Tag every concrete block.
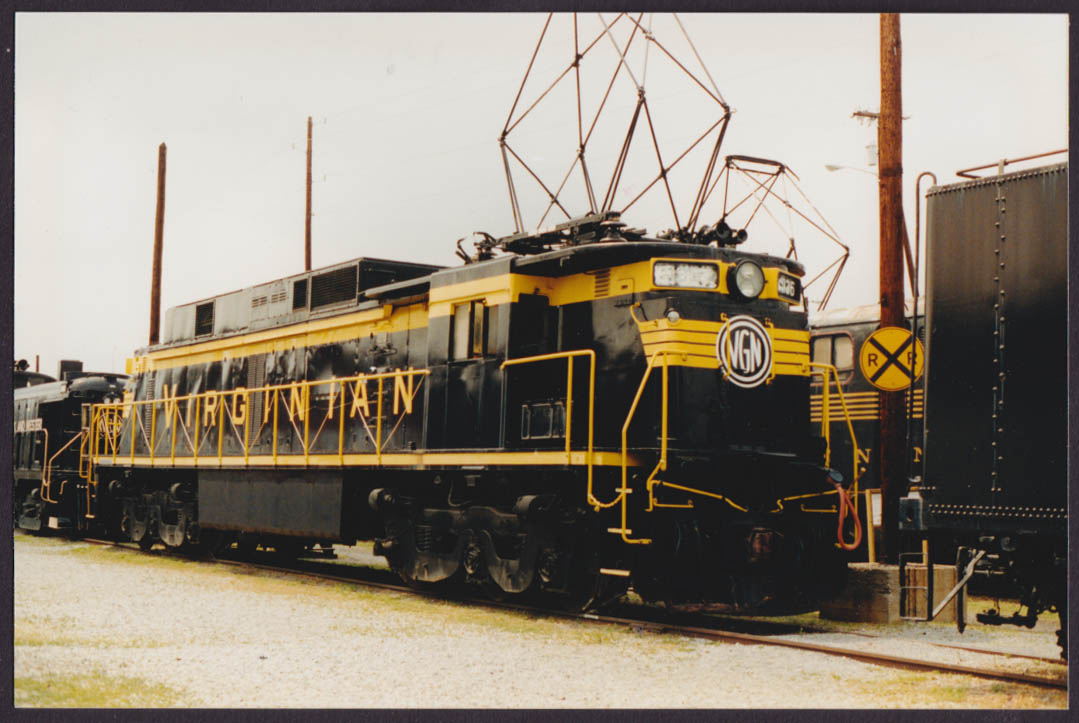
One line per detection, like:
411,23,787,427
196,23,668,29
819,562,959,624
819,562,900,623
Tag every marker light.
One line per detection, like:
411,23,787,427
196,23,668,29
730,261,765,299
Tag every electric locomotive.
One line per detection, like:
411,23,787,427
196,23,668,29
80,213,857,612
13,360,127,532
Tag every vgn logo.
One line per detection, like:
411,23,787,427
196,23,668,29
716,315,773,388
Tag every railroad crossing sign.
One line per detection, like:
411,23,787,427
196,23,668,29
859,326,924,391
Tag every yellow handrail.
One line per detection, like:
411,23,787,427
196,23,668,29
37,429,53,502
501,349,596,503
615,350,672,544
42,429,84,504
83,368,431,471
805,361,862,513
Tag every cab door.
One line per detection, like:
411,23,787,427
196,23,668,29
444,299,502,449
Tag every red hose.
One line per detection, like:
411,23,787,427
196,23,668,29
831,479,863,551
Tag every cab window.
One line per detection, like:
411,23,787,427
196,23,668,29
450,300,491,360
811,332,854,382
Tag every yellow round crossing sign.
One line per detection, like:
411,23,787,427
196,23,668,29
859,326,924,391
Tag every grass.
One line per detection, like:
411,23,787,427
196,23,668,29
15,673,189,708
848,671,1066,709
12,531,82,547
14,615,173,650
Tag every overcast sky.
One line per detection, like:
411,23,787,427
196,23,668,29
14,12,1068,376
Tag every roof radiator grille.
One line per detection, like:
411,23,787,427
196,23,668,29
310,265,358,309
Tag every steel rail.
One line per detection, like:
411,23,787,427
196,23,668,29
54,534,1066,691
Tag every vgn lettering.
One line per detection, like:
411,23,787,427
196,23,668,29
732,328,765,372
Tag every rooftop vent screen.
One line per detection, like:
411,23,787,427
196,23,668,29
292,279,308,311
311,265,358,309
195,302,215,337
360,265,399,291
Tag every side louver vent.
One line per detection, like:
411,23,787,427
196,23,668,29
311,265,358,309
594,269,611,298
246,354,266,445
292,279,308,311
194,302,215,337
139,371,156,439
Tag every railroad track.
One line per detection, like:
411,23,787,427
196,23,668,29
70,535,1066,691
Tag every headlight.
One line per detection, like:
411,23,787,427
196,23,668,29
730,261,765,299
653,261,719,289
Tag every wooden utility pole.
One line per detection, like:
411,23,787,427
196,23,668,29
305,116,313,271
878,13,904,563
149,142,167,345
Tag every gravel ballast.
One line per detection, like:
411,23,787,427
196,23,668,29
13,534,1066,709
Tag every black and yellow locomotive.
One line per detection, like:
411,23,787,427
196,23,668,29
78,213,857,612
13,361,127,532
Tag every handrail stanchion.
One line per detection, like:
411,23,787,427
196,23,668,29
130,401,137,465
338,382,346,465
218,393,225,464
111,407,119,465
39,429,54,502
243,390,251,465
196,396,204,463
303,382,311,465
565,356,573,461
376,377,384,465
272,388,280,465
150,401,157,465
170,398,178,465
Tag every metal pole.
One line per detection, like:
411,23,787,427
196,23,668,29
149,142,167,345
878,13,904,563
305,116,313,272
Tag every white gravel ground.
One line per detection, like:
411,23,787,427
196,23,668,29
13,535,1067,709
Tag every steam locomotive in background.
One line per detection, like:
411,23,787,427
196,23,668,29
33,211,861,613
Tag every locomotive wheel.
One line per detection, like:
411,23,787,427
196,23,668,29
15,488,45,533
189,529,231,559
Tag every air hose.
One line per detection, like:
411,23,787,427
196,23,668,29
831,478,863,551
